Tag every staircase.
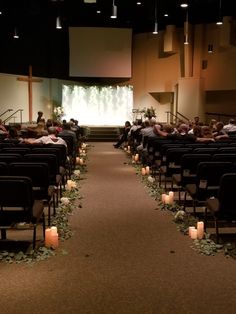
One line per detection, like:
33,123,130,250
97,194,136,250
87,126,121,142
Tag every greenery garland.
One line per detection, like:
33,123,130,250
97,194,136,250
125,149,236,259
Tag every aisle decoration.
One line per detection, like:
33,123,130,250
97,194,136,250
0,145,89,264
125,150,236,259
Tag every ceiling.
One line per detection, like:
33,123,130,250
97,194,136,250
0,0,235,79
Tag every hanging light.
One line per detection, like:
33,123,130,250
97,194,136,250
180,1,188,8
56,16,62,29
152,0,158,34
216,0,223,25
13,27,19,39
184,9,189,44
208,44,213,53
111,0,117,19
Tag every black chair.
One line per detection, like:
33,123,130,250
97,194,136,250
9,162,55,225
159,147,192,188
24,153,62,205
184,161,235,215
212,153,236,163
205,173,236,243
2,147,31,155
0,153,22,163
193,147,219,155
0,176,45,248
172,153,212,201
0,162,8,175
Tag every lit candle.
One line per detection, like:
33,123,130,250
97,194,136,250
127,145,131,152
141,167,146,175
190,228,198,240
188,226,195,238
51,233,59,248
76,157,80,164
51,226,57,236
134,154,139,162
161,193,166,203
145,166,150,175
124,147,127,151
165,195,170,204
45,228,52,248
168,191,174,205
67,179,73,190
197,221,204,239
80,158,84,165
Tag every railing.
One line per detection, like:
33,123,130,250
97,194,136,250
166,111,190,124
3,109,23,124
0,109,13,119
205,112,236,123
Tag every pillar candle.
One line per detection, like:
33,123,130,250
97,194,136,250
190,228,198,240
188,226,195,237
76,157,80,164
134,154,139,162
80,158,84,165
51,226,57,236
127,146,130,152
165,195,170,204
197,221,204,239
161,193,166,203
51,233,59,248
141,167,146,175
45,228,52,248
67,180,73,190
168,191,174,205
145,166,150,175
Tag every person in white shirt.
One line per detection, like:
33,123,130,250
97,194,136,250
24,126,67,147
223,118,236,133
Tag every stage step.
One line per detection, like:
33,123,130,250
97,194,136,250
87,126,122,142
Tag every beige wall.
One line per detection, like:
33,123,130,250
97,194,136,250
1,19,236,125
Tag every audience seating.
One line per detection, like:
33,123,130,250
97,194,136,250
9,162,55,225
0,176,45,248
184,161,235,215
205,173,236,243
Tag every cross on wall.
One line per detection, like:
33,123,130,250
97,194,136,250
17,65,43,122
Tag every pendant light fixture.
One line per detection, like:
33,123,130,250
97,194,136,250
184,9,189,44
152,0,158,34
216,0,223,25
111,0,117,19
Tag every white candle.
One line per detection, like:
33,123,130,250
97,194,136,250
161,193,166,203
188,226,195,237
51,226,57,236
145,166,150,175
141,167,146,175
127,145,131,152
165,195,170,204
76,157,80,164
190,228,198,240
80,158,84,165
67,179,73,190
45,228,52,248
168,191,174,205
124,147,127,151
134,154,139,162
197,221,204,239
51,233,59,248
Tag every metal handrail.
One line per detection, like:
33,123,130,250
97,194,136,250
176,111,190,122
0,109,13,118
3,109,23,124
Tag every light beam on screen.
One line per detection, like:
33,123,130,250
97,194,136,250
62,85,133,126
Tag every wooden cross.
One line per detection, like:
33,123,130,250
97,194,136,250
17,65,43,122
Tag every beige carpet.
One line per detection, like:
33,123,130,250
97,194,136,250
1,142,236,314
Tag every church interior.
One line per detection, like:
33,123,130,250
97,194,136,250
1,1,236,313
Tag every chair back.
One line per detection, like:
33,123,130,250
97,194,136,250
218,173,236,215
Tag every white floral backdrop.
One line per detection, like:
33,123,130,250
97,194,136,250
62,84,133,126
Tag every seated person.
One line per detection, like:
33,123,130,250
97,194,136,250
113,121,131,148
24,126,67,147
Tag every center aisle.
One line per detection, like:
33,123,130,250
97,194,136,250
70,142,236,313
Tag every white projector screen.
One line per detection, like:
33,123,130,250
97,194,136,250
69,27,132,78
62,84,133,126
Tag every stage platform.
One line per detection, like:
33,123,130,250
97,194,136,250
86,126,122,142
